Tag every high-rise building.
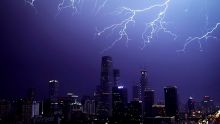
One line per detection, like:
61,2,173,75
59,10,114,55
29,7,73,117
95,85,101,115
144,89,154,117
187,96,195,117
115,86,128,104
201,96,215,115
113,69,120,87
0,100,11,121
164,86,179,117
127,101,142,123
21,100,40,124
138,70,148,102
137,70,148,118
27,88,35,101
32,101,40,117
132,85,140,101
112,86,128,122
58,93,82,121
98,56,114,118
81,96,96,115
48,80,59,115
81,96,91,114
49,80,59,102
100,56,113,91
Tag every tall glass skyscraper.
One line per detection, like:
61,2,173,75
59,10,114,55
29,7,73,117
144,89,154,117
48,80,59,115
49,80,59,102
113,69,120,87
98,56,114,118
164,86,179,117
138,70,148,102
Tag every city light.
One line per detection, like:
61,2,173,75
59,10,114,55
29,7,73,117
118,86,124,89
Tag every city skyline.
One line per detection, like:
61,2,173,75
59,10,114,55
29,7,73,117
0,55,220,123
1,0,220,123
0,55,219,106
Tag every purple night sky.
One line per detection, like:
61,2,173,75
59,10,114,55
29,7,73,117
1,0,220,104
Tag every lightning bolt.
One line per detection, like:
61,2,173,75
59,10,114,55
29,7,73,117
177,0,220,52
56,0,82,17
24,0,38,13
24,0,220,53
94,0,108,15
96,0,177,53
177,22,220,52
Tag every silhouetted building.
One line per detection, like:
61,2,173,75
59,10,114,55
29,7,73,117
112,86,128,122
48,80,59,116
0,99,11,122
201,96,215,115
187,96,195,117
164,86,179,117
58,93,82,122
144,89,154,117
27,88,35,101
113,69,120,87
97,56,114,118
137,70,149,118
127,101,142,123
81,96,96,115
133,85,140,101
49,80,59,102
94,85,101,116
20,100,40,124
138,70,148,101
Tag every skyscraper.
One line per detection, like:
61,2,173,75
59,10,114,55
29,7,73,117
112,86,128,122
132,85,140,101
137,70,148,119
187,96,195,117
98,56,114,117
113,69,120,87
49,80,59,102
138,70,148,102
201,96,215,115
164,86,178,117
48,80,59,115
101,56,113,92
81,96,96,115
144,89,154,117
27,88,35,101
127,101,142,123
95,85,102,115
